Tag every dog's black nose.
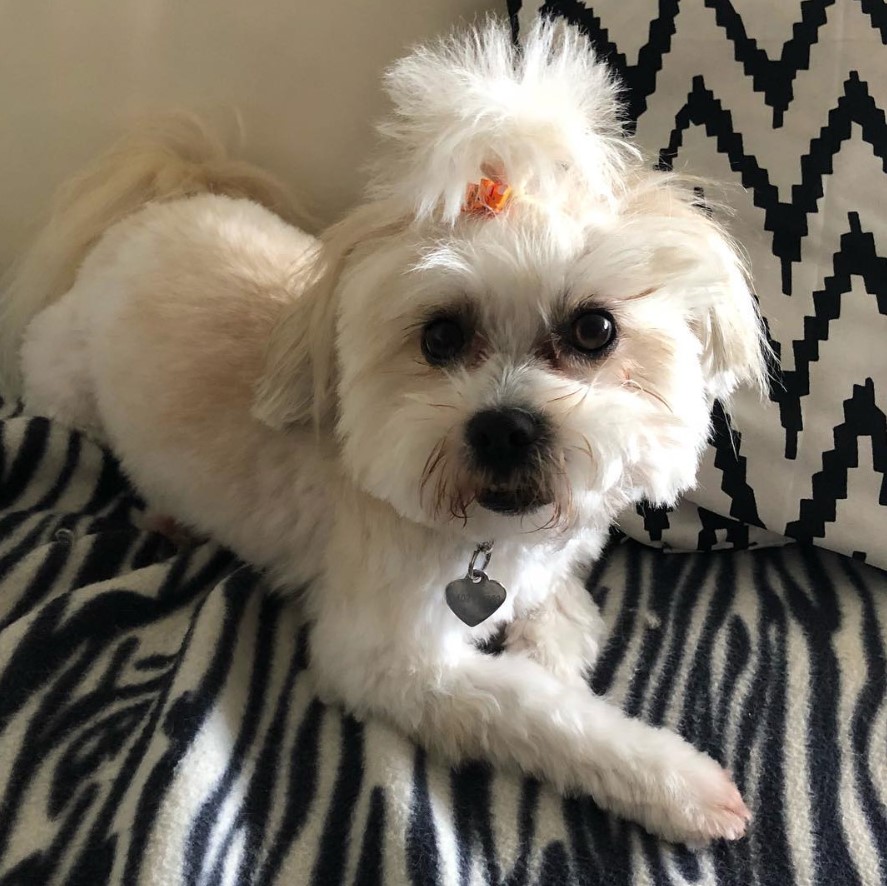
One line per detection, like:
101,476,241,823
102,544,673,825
466,408,544,474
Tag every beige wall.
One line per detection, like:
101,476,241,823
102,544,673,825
0,0,497,271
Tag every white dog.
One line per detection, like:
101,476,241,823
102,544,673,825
0,21,765,844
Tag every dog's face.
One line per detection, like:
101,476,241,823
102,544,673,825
253,20,766,540
328,201,751,539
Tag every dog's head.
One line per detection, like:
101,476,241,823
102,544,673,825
253,20,767,539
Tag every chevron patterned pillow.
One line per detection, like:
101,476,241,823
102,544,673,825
514,1,887,567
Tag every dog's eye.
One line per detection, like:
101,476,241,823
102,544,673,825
422,317,467,365
568,310,616,355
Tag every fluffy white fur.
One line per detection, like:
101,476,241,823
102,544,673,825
1,20,767,844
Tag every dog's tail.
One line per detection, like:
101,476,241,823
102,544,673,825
0,114,303,393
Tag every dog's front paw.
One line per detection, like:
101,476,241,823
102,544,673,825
633,747,751,846
684,760,750,844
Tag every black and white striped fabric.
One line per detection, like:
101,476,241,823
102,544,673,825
2,394,886,886
513,0,887,567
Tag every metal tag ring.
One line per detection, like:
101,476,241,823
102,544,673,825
467,542,493,582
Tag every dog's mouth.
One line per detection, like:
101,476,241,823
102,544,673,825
476,485,549,515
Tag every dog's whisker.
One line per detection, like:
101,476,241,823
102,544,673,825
420,437,449,509
420,437,444,486
622,379,673,413
430,456,451,518
424,447,446,487
548,386,585,405
621,286,657,302
448,486,473,526
562,385,591,418
403,392,459,410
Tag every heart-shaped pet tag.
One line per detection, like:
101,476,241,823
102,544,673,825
445,575,507,626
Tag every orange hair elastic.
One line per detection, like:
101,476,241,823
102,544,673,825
462,177,512,216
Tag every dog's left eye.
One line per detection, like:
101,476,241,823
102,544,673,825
568,310,616,355
422,317,467,365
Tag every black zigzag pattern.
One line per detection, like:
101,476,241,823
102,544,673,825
860,0,887,42
541,0,840,126
635,499,671,543
528,0,887,566
659,71,887,293
705,0,834,127
780,212,887,458
786,377,887,541
709,400,763,527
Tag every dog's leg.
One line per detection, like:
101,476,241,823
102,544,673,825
20,295,105,440
309,608,749,845
505,574,603,687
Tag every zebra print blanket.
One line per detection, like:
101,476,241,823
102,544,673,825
0,393,885,886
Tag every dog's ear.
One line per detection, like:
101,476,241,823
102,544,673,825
251,242,338,428
673,198,769,404
251,215,356,430
631,180,770,405
691,232,769,404
252,205,405,429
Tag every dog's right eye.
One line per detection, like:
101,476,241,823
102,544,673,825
421,317,467,365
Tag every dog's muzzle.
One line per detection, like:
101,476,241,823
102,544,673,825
465,408,551,514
